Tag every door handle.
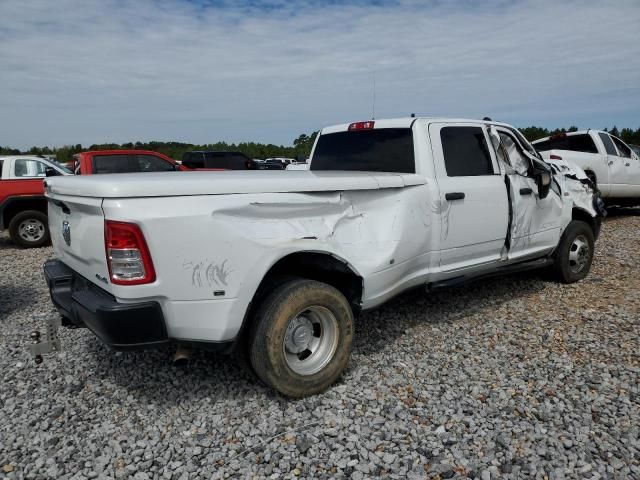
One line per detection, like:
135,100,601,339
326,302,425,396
519,187,533,195
445,192,465,201
608,161,614,166
625,162,631,166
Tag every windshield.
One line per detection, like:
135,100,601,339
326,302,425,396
311,128,415,173
49,159,72,174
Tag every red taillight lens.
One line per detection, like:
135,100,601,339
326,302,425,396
549,154,563,160
348,121,375,131
105,220,156,285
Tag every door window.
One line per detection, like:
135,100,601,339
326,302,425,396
499,132,530,175
598,133,618,155
14,159,48,177
92,155,131,173
610,136,632,158
132,154,175,172
440,126,494,176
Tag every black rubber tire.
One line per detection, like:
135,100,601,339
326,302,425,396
249,279,354,398
8,210,50,248
552,220,595,284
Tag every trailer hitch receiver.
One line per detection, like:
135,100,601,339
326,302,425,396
28,315,62,364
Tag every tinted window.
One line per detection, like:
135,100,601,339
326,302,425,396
598,133,617,155
535,134,597,153
610,136,631,158
14,159,48,177
182,152,205,168
441,127,494,176
93,155,130,174
132,154,175,172
204,152,252,170
311,129,415,173
533,139,554,151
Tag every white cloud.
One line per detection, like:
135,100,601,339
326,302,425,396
0,0,639,149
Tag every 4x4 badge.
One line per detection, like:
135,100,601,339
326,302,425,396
62,221,71,246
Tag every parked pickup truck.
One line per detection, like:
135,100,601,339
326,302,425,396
0,150,184,248
73,149,184,174
533,130,640,206
38,118,603,397
0,156,71,247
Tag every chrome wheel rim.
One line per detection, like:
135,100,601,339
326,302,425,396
283,306,339,376
18,219,46,242
568,234,590,274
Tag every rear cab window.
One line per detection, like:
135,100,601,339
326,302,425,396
311,128,415,173
535,134,598,154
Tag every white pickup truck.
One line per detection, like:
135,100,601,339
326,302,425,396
533,130,640,206
38,118,603,397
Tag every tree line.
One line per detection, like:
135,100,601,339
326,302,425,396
2,126,639,162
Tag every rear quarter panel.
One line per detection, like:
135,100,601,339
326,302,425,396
102,185,435,340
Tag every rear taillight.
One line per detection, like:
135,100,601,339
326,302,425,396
348,121,375,131
549,154,563,160
105,220,156,285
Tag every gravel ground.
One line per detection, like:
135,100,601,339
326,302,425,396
1,212,638,480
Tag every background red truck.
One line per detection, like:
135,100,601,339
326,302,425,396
1,151,184,248
72,150,184,174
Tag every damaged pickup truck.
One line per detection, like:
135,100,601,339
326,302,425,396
36,117,604,397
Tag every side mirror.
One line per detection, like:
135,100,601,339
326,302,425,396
536,171,552,199
45,167,59,177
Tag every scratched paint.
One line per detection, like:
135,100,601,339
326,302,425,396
184,259,232,288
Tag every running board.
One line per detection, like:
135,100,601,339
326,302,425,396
427,257,552,291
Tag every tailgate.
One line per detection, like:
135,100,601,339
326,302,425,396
47,193,112,292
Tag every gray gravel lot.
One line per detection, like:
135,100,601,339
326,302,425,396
1,212,639,480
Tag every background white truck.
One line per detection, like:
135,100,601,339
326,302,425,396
38,118,602,397
533,130,640,206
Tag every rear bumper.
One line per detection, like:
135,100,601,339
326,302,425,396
43,260,169,350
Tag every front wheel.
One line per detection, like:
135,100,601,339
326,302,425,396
249,279,354,397
8,210,50,248
552,220,595,283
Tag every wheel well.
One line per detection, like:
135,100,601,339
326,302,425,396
584,169,596,184
1,198,48,229
572,207,597,236
258,252,363,309
235,252,364,348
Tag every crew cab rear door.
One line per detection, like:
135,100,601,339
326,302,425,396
596,132,623,195
428,123,509,272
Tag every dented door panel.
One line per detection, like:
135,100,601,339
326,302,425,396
494,129,564,260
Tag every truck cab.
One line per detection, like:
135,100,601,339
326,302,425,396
533,130,640,205
74,150,184,175
0,155,71,247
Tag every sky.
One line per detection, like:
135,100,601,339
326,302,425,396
1,0,639,150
